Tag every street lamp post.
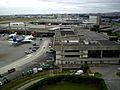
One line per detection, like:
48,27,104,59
24,22,27,35
8,22,11,34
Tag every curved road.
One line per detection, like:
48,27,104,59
0,39,50,74
17,78,44,90
91,65,120,90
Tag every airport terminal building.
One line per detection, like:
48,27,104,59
53,26,120,69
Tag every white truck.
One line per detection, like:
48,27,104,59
75,70,83,75
0,79,4,86
33,68,38,74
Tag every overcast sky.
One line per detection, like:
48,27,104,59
0,0,120,15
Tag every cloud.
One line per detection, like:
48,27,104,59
0,0,119,15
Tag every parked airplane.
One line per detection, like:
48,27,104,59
8,35,34,45
8,32,17,38
23,34,34,40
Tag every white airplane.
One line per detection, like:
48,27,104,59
8,35,34,45
8,32,17,38
21,38,33,43
24,34,34,40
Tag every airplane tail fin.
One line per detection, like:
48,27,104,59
13,36,17,42
15,32,17,35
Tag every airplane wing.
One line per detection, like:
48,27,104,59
21,39,33,43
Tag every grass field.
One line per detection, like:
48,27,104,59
41,82,100,90
0,17,36,23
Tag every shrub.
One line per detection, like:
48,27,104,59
94,72,102,77
116,72,120,77
81,64,89,74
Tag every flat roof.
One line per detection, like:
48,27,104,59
77,29,109,40
54,26,120,47
61,31,75,36
98,40,120,46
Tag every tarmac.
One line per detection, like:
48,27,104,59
0,37,48,74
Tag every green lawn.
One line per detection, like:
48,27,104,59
41,82,100,90
0,17,36,23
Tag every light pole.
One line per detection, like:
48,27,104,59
8,22,11,34
24,22,27,35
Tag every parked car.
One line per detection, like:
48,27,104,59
33,43,36,46
32,48,37,52
40,38,42,40
33,68,38,74
117,67,120,71
0,80,3,86
38,68,43,72
2,77,9,84
24,51,31,54
46,51,53,53
29,47,32,49
75,70,83,75
33,46,39,50
0,74,3,78
22,72,26,76
0,76,9,86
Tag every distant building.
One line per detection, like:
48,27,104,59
10,22,24,26
89,15,101,25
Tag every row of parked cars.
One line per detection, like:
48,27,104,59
0,75,9,86
22,64,59,76
0,68,16,86
22,67,43,76
24,43,40,54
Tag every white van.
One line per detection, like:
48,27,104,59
75,70,83,75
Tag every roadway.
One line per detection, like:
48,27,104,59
91,65,120,90
17,78,44,90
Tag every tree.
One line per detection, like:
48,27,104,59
81,64,89,74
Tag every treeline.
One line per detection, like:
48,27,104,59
102,16,120,19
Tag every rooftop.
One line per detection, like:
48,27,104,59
98,40,120,46
54,26,120,47
61,31,75,36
